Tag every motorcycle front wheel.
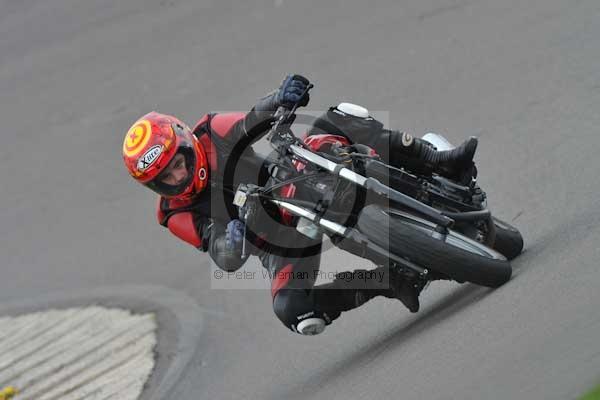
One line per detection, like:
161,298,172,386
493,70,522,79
357,205,512,288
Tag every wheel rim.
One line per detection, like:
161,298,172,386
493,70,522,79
384,209,507,260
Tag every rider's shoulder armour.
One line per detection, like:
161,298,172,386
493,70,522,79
208,112,245,138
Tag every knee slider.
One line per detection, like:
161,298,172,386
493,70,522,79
272,288,327,336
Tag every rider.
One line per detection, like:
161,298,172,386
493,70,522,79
122,74,478,335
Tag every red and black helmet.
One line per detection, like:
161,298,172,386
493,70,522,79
122,112,209,199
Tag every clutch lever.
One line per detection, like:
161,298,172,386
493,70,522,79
233,183,263,258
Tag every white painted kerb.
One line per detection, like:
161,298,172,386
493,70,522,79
0,306,157,400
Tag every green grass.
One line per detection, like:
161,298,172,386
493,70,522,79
580,385,600,400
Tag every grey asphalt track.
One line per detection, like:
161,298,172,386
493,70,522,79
1,0,599,399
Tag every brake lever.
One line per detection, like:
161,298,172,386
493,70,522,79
266,83,314,143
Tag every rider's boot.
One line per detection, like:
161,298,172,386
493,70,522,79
372,266,423,313
395,133,478,183
326,267,424,313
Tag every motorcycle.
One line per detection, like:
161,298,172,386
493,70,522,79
230,83,523,290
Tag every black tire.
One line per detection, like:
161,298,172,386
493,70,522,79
357,205,512,288
491,217,524,260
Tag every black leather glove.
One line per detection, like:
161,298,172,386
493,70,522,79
254,74,311,112
276,74,310,108
225,219,245,250
209,223,249,272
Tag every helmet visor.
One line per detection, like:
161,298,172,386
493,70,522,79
145,126,197,197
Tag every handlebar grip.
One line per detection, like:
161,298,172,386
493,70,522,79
274,106,288,119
